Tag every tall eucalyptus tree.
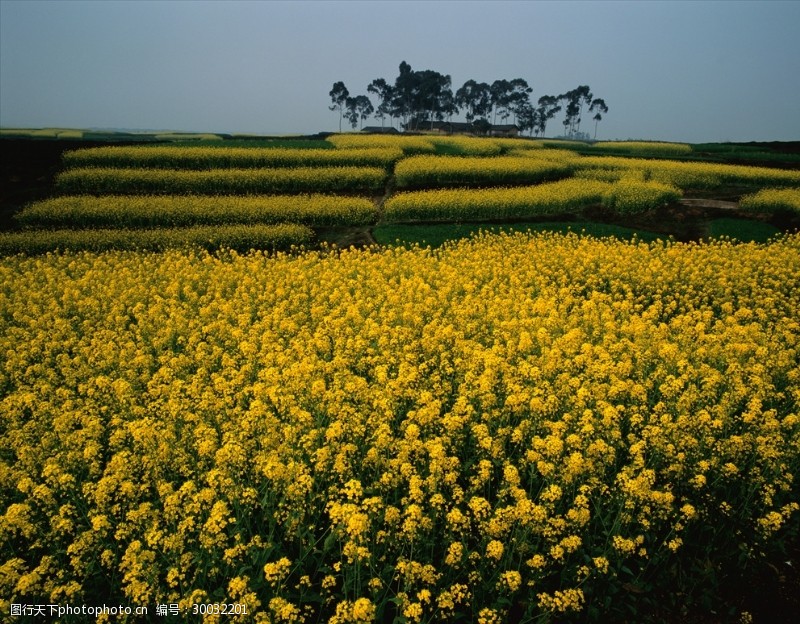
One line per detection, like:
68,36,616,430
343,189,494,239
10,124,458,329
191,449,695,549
455,80,492,127
367,78,395,129
589,98,609,139
329,81,349,133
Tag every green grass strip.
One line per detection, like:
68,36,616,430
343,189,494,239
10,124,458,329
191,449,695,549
704,218,782,243
591,141,692,157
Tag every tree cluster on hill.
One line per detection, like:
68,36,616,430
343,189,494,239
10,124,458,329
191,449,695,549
329,61,608,138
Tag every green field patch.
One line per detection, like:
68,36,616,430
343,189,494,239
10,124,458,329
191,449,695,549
153,132,225,141
591,141,692,157
704,218,782,243
1,127,84,139
691,142,800,164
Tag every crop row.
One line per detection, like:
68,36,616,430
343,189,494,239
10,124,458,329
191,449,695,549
55,166,387,195
62,146,404,170
426,136,504,156
16,194,377,229
509,147,584,164
740,187,800,213
575,156,800,189
383,178,680,222
1,233,797,621
326,133,543,156
349,133,544,155
532,140,694,157
392,147,800,193
394,155,571,188
326,133,438,154
601,178,682,215
0,223,313,255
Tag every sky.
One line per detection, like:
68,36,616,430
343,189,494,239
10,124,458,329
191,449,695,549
1,0,799,143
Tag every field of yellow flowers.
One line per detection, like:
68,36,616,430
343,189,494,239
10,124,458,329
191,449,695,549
1,230,798,622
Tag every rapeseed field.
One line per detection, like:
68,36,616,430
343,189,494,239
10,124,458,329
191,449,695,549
1,232,798,622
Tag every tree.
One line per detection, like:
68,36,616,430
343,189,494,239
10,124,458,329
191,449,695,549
455,80,492,126
489,78,532,127
442,89,459,122
367,78,394,129
490,79,512,124
559,85,593,138
507,78,533,126
515,99,537,136
329,81,349,133
343,95,374,130
573,85,593,137
559,89,579,138
355,95,374,129
415,69,454,129
514,102,536,133
535,95,561,137
589,97,609,139
327,63,608,139
389,62,455,131
343,97,358,130
562,114,572,137
391,61,417,130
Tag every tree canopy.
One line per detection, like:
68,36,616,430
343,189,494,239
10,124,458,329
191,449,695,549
329,62,608,138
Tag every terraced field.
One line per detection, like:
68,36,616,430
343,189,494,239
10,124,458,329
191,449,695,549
3,135,799,253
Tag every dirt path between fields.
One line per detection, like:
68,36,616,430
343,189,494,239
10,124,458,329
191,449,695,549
678,198,739,210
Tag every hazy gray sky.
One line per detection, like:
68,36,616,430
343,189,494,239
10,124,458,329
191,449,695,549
1,0,799,143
